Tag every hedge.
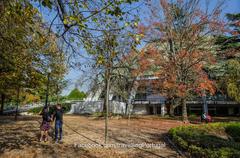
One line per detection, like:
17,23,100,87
28,103,72,114
169,122,240,158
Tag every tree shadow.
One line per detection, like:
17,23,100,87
0,116,97,158
68,122,174,158
0,115,40,123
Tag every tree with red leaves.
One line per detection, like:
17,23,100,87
137,0,226,122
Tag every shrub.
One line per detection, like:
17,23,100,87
28,106,43,114
28,103,72,114
188,113,198,118
169,122,240,158
61,103,72,113
225,124,240,142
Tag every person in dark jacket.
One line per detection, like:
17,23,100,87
52,104,64,143
39,106,52,142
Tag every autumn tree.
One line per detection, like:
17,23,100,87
110,50,140,115
85,29,139,143
138,0,226,121
35,0,141,143
74,10,140,143
36,0,139,56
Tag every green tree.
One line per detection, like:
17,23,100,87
0,1,67,116
0,0,44,114
68,88,86,100
214,13,240,102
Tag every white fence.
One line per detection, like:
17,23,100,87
67,100,126,114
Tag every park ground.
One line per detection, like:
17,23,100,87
1,115,240,158
0,115,185,158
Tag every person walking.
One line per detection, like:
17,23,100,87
52,104,64,143
39,106,52,142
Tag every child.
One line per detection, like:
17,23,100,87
39,106,52,142
52,104,64,143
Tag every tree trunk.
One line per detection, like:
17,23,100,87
56,84,60,104
0,94,5,115
181,98,188,123
102,80,108,114
15,87,20,121
127,85,137,125
125,102,128,115
104,70,110,144
127,101,133,125
57,95,59,104
169,99,175,117
169,104,175,117
45,72,50,107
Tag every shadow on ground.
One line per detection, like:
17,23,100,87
0,115,184,158
0,116,97,158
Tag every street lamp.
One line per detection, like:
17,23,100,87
202,89,208,115
45,68,51,108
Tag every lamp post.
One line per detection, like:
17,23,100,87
45,68,51,108
202,89,208,115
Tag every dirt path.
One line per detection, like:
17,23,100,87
0,115,184,158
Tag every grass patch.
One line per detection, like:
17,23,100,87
169,122,240,158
